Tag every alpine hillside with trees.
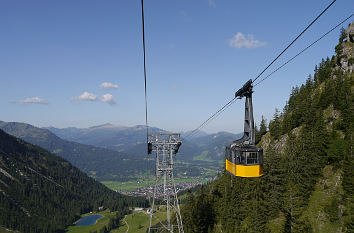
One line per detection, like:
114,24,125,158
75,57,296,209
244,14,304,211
0,129,149,233
181,23,354,233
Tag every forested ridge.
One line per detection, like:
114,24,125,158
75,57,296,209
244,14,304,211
0,129,149,233
0,121,152,181
181,25,353,233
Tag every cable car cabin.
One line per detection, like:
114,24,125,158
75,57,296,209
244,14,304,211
225,146,263,178
225,79,264,178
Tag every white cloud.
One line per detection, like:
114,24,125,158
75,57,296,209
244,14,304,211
71,92,98,102
228,32,266,48
208,0,216,8
19,97,48,105
71,92,116,105
101,94,116,105
99,82,119,89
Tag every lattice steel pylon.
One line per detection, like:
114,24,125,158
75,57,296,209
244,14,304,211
147,133,184,233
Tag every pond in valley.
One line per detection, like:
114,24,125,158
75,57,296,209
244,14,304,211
76,214,103,226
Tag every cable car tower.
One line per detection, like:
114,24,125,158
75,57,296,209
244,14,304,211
225,79,263,178
147,133,184,233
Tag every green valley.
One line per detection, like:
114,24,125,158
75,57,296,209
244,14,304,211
66,210,123,233
0,129,148,233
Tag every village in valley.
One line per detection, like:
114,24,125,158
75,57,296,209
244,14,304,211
117,181,205,197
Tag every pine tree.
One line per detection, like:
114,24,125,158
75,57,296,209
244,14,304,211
282,183,307,233
339,27,346,42
255,124,261,144
259,115,267,136
269,108,281,139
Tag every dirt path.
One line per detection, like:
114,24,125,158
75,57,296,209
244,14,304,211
123,215,129,233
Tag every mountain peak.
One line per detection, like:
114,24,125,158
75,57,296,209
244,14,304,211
89,123,115,129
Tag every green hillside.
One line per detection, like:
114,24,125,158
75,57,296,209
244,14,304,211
0,121,155,181
0,129,148,233
180,25,354,233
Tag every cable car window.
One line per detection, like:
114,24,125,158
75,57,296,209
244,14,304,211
246,152,258,164
237,151,245,165
231,150,235,163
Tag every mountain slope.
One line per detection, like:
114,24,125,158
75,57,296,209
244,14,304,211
0,129,148,233
181,23,354,233
0,121,153,181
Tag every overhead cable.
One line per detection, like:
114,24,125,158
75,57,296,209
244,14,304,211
252,0,337,82
254,13,354,87
141,0,149,145
183,97,238,139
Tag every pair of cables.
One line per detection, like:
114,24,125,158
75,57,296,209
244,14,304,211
184,11,353,139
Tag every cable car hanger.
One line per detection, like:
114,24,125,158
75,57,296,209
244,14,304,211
225,79,263,178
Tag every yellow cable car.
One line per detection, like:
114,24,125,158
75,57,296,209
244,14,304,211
225,79,263,178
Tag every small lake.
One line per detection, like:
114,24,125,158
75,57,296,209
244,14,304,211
76,214,103,226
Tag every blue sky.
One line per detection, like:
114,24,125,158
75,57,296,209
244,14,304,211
0,0,352,134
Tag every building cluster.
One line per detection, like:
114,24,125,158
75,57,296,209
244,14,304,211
117,181,203,197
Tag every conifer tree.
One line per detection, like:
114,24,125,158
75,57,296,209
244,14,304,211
259,115,267,136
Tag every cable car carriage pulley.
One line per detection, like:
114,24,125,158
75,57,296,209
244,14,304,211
225,79,263,178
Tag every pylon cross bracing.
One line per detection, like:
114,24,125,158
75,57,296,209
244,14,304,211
148,133,184,233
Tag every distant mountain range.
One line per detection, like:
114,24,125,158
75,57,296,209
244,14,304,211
45,123,242,162
44,123,168,152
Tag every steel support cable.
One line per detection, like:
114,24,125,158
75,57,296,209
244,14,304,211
254,13,354,88
183,97,238,139
141,0,149,144
252,0,337,83
141,0,152,187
